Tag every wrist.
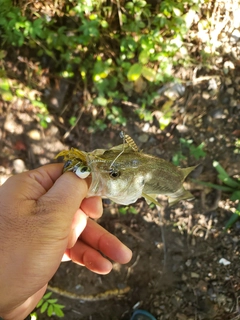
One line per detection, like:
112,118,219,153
0,285,47,320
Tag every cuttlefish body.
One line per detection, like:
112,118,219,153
56,134,195,207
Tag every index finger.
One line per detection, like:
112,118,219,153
80,219,132,264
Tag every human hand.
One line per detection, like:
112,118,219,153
0,164,132,320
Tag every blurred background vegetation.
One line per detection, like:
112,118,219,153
0,0,206,131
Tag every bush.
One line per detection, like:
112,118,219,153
0,0,201,128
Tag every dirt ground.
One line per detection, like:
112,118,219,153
1,4,240,320
1,66,240,320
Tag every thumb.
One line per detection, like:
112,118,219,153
40,171,89,227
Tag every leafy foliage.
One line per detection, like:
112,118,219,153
33,292,65,318
0,0,201,128
0,72,51,128
194,161,240,230
234,138,240,154
172,138,206,166
119,205,138,215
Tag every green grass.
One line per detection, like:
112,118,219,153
193,161,240,230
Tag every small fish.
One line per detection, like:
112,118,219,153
55,133,196,207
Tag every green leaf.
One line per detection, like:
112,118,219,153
36,299,44,308
217,174,240,189
18,35,24,47
142,66,156,82
47,304,54,317
0,50,6,59
40,119,48,129
173,7,182,17
16,88,25,97
125,2,134,10
139,49,149,64
213,161,229,178
40,301,48,313
159,99,174,130
189,142,206,160
127,63,142,81
46,298,58,304
136,0,147,8
1,91,13,101
172,151,187,166
53,304,65,317
89,119,107,132
119,207,128,215
95,96,108,106
32,100,47,110
129,206,138,214
225,213,240,230
43,291,52,300
101,20,108,28
7,12,18,19
191,179,234,192
230,190,240,201
180,138,193,146
0,78,10,91
69,116,77,126
224,205,240,230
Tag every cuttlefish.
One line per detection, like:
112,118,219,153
55,132,195,206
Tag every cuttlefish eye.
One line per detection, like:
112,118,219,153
73,165,91,179
109,169,121,178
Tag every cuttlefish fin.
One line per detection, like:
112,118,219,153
181,165,198,180
165,165,197,206
142,192,162,207
143,188,195,208
109,143,135,153
90,148,107,156
168,188,195,207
